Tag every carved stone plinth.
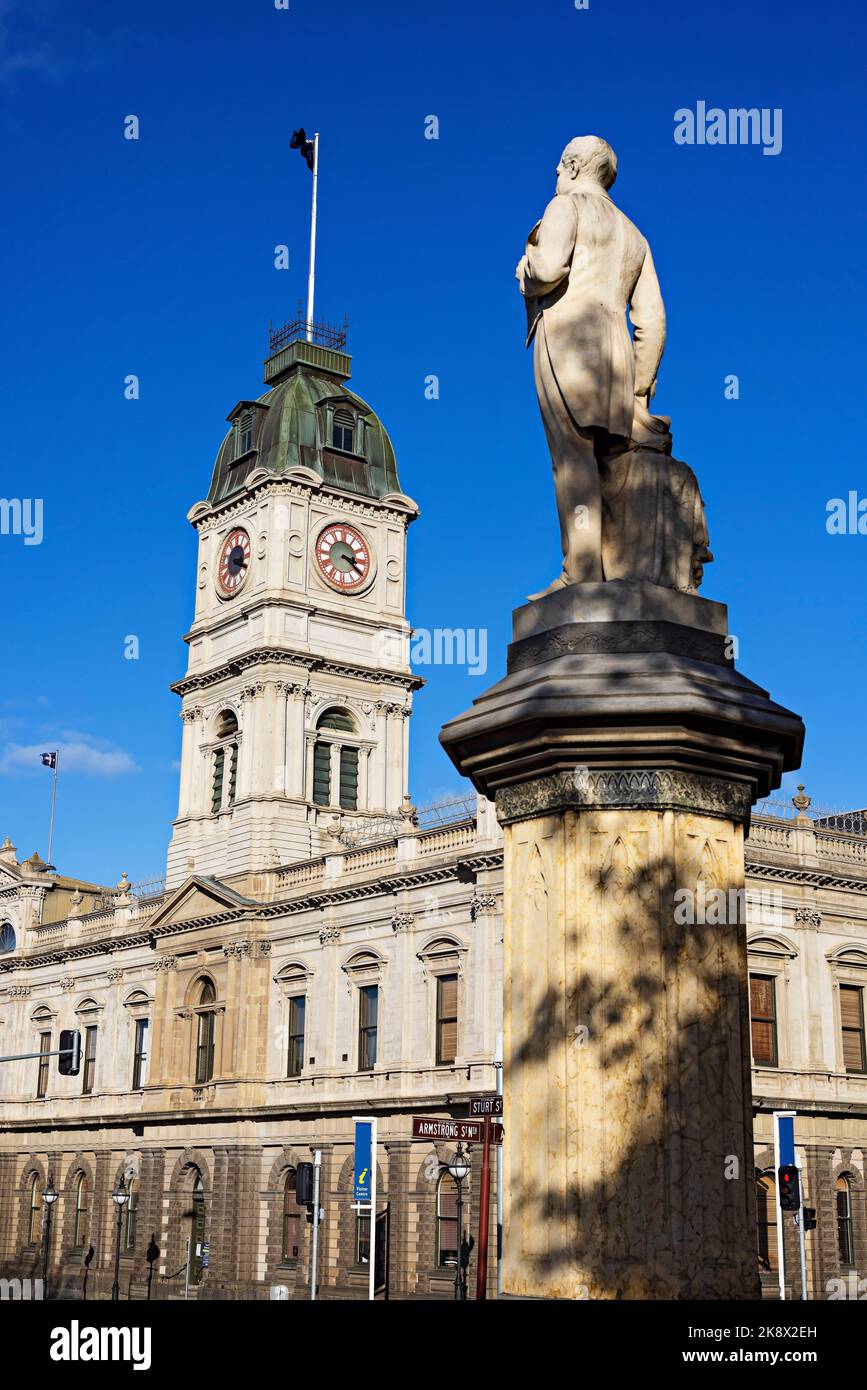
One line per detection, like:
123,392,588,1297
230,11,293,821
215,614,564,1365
440,581,804,1299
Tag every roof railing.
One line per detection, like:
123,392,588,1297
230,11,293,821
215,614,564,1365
268,307,348,354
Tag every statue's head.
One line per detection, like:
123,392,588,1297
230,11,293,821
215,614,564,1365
557,136,618,193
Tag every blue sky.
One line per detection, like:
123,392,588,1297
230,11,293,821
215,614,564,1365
2,0,865,884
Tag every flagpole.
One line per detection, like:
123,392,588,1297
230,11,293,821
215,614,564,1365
47,752,59,867
305,132,319,341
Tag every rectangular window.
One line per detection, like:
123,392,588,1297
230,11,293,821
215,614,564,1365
749,975,778,1067
339,746,358,811
436,974,459,1065
82,1025,97,1095
437,1177,458,1267
358,984,378,1072
840,985,866,1073
287,996,306,1078
36,1032,51,1098
132,1018,149,1089
355,1211,370,1264
312,741,330,805
196,1011,216,1084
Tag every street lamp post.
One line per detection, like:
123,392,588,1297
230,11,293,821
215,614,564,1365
445,1144,471,1302
41,1175,59,1301
111,1177,130,1302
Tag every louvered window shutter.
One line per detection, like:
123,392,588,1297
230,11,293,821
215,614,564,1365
339,746,358,810
312,741,331,805
212,748,225,814
840,985,866,1072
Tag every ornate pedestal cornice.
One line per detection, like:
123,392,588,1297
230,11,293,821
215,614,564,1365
496,768,753,826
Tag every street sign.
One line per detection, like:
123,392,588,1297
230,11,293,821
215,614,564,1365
469,1095,503,1118
411,1117,503,1144
354,1120,374,1203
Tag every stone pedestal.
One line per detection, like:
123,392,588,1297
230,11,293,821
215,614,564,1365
440,580,804,1299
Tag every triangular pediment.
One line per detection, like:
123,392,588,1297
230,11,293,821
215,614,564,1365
0,863,22,889
146,875,257,930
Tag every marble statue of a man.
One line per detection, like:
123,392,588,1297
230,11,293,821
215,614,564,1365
516,136,667,589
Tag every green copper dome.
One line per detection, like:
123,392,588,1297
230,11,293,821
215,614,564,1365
208,339,402,507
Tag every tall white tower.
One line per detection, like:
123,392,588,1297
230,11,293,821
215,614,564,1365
165,324,420,888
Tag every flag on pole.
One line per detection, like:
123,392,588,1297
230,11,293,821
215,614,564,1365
290,127,315,171
41,751,57,769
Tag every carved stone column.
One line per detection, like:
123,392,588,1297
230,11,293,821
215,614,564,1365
440,580,804,1300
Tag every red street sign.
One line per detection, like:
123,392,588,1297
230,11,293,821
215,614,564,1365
411,1117,503,1144
469,1095,503,1118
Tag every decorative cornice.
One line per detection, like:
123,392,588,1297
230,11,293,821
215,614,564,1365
495,769,752,825
190,474,414,532
171,647,422,699
508,620,729,673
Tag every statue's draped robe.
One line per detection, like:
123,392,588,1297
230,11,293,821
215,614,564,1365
521,187,665,437
520,186,712,592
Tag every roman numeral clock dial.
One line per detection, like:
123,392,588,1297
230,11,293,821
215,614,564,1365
216,527,252,596
314,522,372,592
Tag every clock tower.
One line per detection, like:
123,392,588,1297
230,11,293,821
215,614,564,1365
165,321,420,889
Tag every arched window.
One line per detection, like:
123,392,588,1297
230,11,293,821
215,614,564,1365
312,708,359,810
0,922,15,954
73,1173,89,1249
28,1173,42,1244
281,1170,301,1263
837,1175,854,1266
436,1172,458,1268
125,1178,139,1251
236,407,254,457
195,980,217,1083
211,711,239,815
332,407,355,452
756,1171,777,1272
190,1171,206,1285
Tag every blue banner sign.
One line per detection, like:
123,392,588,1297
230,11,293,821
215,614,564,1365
354,1120,373,1203
777,1114,795,1166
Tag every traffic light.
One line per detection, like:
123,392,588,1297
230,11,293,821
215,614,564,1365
778,1164,801,1212
58,1029,81,1076
295,1162,314,1205
803,1207,817,1231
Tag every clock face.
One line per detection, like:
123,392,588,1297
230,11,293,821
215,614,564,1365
216,528,252,596
314,521,372,591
